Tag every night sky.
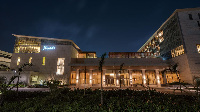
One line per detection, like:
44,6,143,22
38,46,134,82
0,0,200,57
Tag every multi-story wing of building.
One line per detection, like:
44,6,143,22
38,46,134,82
0,50,12,70
138,7,200,84
8,7,200,87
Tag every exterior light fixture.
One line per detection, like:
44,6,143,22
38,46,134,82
110,73,114,76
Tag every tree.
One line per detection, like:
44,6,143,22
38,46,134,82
119,63,124,88
161,67,170,84
99,53,106,105
0,76,6,85
0,63,32,106
162,63,183,92
46,79,61,93
16,63,33,94
0,75,18,106
84,66,86,96
170,63,182,92
194,77,200,97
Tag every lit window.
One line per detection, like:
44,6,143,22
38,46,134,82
158,31,163,37
197,45,200,53
56,58,65,75
17,57,20,65
42,57,45,65
31,76,38,82
159,37,164,43
158,31,164,43
171,45,185,58
14,37,41,53
29,57,32,63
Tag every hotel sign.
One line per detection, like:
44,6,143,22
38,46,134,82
42,46,55,50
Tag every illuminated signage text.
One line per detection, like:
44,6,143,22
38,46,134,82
43,46,55,50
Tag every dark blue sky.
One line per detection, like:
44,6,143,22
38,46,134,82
0,0,199,56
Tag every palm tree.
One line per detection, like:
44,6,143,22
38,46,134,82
84,66,86,96
170,63,182,92
162,63,182,92
99,53,106,105
161,67,171,84
119,63,124,88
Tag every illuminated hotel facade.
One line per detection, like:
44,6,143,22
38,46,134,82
9,8,200,87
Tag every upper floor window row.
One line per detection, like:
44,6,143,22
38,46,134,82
188,13,200,20
16,57,46,65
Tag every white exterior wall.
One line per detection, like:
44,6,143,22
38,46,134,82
10,45,79,84
0,71,31,85
178,9,200,82
170,54,193,83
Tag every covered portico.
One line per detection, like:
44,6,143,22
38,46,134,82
69,58,174,87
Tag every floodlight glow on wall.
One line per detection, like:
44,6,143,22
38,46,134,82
157,75,160,84
56,58,65,75
42,46,55,50
17,57,20,65
110,73,114,76
143,75,146,85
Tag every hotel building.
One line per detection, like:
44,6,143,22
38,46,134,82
0,50,12,70
8,7,200,87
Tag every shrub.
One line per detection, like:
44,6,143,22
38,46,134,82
0,88,199,111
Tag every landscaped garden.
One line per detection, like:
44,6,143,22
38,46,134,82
0,88,200,111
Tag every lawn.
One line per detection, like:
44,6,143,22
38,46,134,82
0,88,199,111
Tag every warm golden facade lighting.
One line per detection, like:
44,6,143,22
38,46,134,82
42,57,45,65
17,57,20,65
171,45,184,58
29,57,32,63
56,58,65,75
197,44,200,53
14,37,41,53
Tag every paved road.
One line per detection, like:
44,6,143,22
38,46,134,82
11,86,199,96
12,88,49,92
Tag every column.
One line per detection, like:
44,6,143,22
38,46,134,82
163,72,167,84
129,70,132,87
76,69,79,87
142,69,146,86
103,69,106,86
114,70,117,86
89,70,93,86
116,70,120,87
155,69,161,87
